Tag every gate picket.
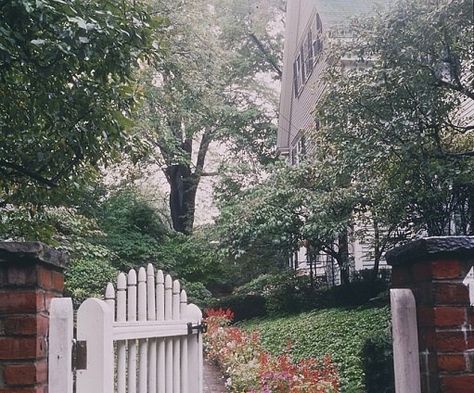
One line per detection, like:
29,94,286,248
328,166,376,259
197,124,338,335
164,274,173,393
128,269,138,393
173,280,181,393
147,264,157,393
117,273,127,393
157,270,166,393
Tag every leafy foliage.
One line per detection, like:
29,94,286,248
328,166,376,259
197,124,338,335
134,0,281,233
204,309,340,392
0,0,162,205
314,0,474,237
361,332,394,393
241,307,392,392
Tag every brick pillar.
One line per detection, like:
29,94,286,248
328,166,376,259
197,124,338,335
387,236,474,393
0,242,68,393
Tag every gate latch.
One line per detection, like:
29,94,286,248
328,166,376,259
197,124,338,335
187,322,207,335
72,339,87,370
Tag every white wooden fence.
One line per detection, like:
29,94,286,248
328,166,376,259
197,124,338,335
49,264,203,393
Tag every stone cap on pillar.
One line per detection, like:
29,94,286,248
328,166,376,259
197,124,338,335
0,241,68,269
386,236,474,266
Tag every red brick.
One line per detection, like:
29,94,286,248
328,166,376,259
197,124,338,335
7,266,36,287
434,307,467,328
0,292,38,314
438,354,466,372
35,315,48,337
440,375,474,393
412,262,433,281
391,265,411,287
50,271,64,292
417,307,435,327
419,329,436,350
4,360,48,386
432,260,463,279
4,316,37,336
434,283,469,305
437,331,474,352
4,363,36,385
0,338,36,360
0,388,45,393
36,267,52,290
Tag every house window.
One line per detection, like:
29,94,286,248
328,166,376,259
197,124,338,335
293,13,324,95
293,54,303,97
300,47,306,82
306,30,314,74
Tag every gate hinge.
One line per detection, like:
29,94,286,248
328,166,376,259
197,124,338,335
72,339,87,370
187,322,207,335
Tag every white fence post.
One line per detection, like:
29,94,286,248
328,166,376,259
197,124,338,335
390,288,421,393
76,298,114,393
48,298,73,393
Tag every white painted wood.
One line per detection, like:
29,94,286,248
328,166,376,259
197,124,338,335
180,290,189,393
73,264,203,393
128,269,138,393
116,273,127,393
147,264,157,393
173,280,181,393
49,298,73,393
156,270,166,393
390,289,421,393
105,282,115,319
165,274,173,393
138,267,148,393
76,298,114,393
185,303,203,393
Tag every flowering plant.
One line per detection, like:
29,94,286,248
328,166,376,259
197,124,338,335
204,308,339,393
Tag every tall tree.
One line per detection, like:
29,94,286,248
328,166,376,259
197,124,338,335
136,0,283,234
314,0,474,238
0,0,161,206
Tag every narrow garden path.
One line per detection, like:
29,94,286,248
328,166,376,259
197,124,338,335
203,359,227,392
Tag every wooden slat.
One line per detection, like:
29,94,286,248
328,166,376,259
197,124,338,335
128,269,138,393
156,270,166,393
164,274,173,393
179,290,189,393
116,273,127,393
147,264,157,393
138,267,148,393
172,280,181,393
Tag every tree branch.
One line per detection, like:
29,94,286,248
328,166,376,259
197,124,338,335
0,160,58,187
248,33,282,79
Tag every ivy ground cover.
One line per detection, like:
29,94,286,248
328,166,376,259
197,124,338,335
204,308,340,392
240,306,391,392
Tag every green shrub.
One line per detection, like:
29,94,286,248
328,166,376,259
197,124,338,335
241,306,391,392
361,332,395,393
210,294,267,321
65,258,118,306
180,280,213,308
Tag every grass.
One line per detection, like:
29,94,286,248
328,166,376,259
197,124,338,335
240,305,391,392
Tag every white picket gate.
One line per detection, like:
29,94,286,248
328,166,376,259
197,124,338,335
48,264,204,393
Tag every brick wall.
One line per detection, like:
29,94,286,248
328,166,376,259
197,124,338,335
387,237,474,393
0,242,67,393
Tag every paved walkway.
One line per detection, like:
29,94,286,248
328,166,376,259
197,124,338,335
203,359,227,393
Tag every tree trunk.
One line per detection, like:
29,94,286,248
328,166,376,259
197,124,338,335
372,219,381,281
338,230,351,285
167,165,198,235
